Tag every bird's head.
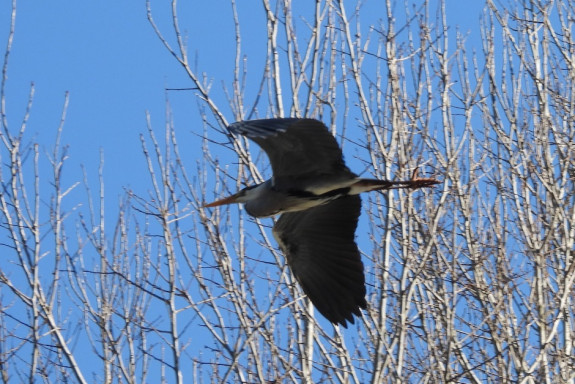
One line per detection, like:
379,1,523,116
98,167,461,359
202,184,263,208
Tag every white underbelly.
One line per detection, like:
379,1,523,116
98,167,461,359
303,178,359,195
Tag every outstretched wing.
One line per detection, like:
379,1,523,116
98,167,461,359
272,195,366,327
229,118,354,181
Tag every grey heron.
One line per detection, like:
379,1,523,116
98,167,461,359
204,118,439,327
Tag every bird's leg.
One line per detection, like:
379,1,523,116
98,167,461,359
375,167,440,191
407,167,441,189
352,173,440,195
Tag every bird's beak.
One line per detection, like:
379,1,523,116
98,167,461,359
202,192,242,208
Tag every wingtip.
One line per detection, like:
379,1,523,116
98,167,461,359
324,297,367,328
332,307,365,328
228,118,300,138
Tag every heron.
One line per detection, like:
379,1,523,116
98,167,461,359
204,118,439,327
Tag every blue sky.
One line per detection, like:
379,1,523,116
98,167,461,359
5,3,190,199
1,0,490,381
3,0,484,197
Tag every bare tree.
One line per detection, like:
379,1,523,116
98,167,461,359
1,0,574,382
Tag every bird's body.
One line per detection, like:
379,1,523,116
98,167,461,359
237,176,400,217
239,179,345,217
204,118,439,327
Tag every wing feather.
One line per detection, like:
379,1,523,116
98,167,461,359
229,118,355,181
272,195,366,327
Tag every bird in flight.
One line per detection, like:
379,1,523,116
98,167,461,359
204,118,439,327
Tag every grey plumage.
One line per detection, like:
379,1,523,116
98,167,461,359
204,118,439,327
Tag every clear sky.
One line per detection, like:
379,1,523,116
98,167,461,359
3,0,484,199
1,0,489,381
4,0,484,180
5,2,201,202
